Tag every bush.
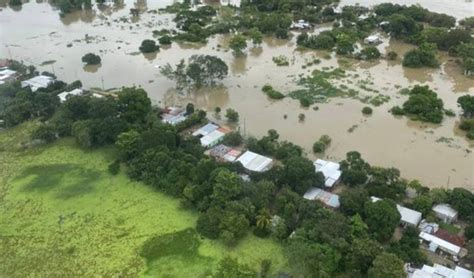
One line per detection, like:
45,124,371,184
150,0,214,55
402,43,439,68
32,124,57,143
214,107,221,114
9,0,22,6
272,55,289,66
158,35,172,45
262,85,285,100
225,108,239,122
81,53,101,65
300,97,311,107
362,106,373,115
139,39,160,53
108,160,120,175
387,51,398,60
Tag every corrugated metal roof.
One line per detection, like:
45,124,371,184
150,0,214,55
236,151,272,172
303,188,340,208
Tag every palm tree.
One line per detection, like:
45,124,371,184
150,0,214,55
256,208,271,230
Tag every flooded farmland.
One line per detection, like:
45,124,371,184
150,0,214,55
0,0,473,189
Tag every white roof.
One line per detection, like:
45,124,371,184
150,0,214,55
303,187,340,208
314,159,341,188
371,196,422,226
58,88,84,102
236,151,272,172
433,204,458,219
419,232,461,256
200,130,225,147
192,123,219,137
21,75,54,92
412,264,472,278
0,69,16,80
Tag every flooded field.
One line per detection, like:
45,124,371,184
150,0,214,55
0,0,473,189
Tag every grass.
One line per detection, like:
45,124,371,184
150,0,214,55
0,123,287,277
439,222,461,234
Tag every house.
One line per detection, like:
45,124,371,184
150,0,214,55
304,188,340,208
408,263,473,278
161,107,187,125
200,127,229,148
364,35,382,45
57,88,84,102
236,151,273,172
192,122,219,137
418,220,439,234
0,69,18,85
313,159,341,189
371,196,422,227
419,231,462,257
21,75,55,92
209,144,242,162
433,204,458,224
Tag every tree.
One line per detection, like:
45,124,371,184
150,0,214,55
359,47,381,60
158,35,172,45
411,194,433,216
186,103,194,114
388,14,421,38
458,95,474,118
456,43,474,75
364,199,400,242
403,43,439,68
340,186,369,216
286,240,341,277
139,39,160,53
448,188,474,219
249,28,263,46
336,34,355,55
312,135,331,153
222,132,243,146
186,55,228,87
9,0,22,6
282,156,322,194
347,238,383,275
229,34,247,56
401,85,444,123
108,160,120,175
340,151,370,186
368,252,405,278
225,108,239,122
81,53,101,65
117,87,152,125
254,208,271,237
197,207,222,239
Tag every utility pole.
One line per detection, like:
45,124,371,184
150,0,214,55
101,77,105,90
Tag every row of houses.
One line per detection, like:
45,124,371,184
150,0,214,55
407,263,472,278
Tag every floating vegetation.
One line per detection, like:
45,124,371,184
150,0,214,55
289,68,354,105
40,60,56,66
272,55,289,66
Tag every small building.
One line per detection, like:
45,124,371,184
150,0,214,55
209,144,242,162
0,68,18,85
161,107,187,125
409,263,473,278
314,159,341,189
192,122,219,137
364,35,382,45
433,204,458,224
371,196,422,227
21,75,55,92
200,127,229,148
418,220,439,234
236,150,273,172
291,19,311,30
419,231,461,257
57,88,84,102
304,187,340,208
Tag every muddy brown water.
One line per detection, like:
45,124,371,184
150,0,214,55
0,1,473,189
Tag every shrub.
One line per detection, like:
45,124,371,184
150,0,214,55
262,85,285,100
362,106,373,115
298,113,305,121
158,35,172,45
214,107,221,114
139,39,160,53
32,124,57,143
313,134,331,153
359,47,381,60
81,53,101,65
272,55,289,66
402,43,439,68
391,106,405,116
300,97,311,107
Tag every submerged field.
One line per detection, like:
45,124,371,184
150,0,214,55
0,123,287,277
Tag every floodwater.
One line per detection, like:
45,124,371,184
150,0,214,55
0,1,473,189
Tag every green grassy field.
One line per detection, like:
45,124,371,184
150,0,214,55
0,123,287,277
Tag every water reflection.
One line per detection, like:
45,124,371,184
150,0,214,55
249,46,263,57
231,55,247,74
142,51,158,61
83,63,102,73
60,9,97,25
163,85,230,110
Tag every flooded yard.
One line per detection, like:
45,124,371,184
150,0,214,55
0,0,473,189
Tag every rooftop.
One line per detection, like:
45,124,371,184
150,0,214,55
303,187,340,208
433,204,458,218
419,231,461,256
236,151,273,172
314,159,342,188
58,88,84,102
21,75,55,92
411,264,472,278
192,122,219,137
200,128,228,147
371,196,422,226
